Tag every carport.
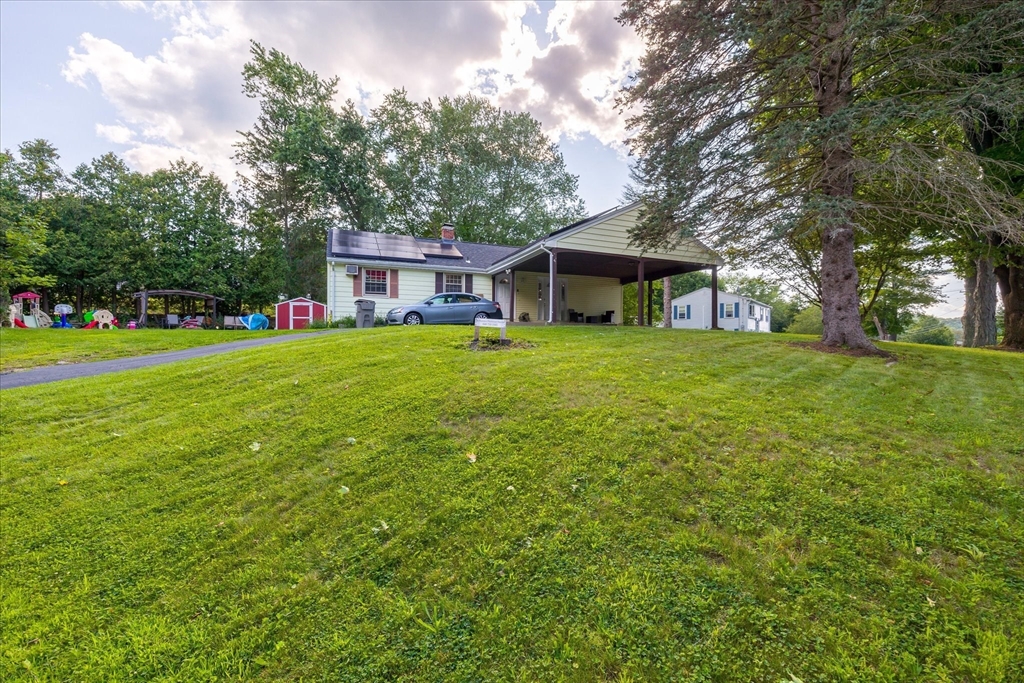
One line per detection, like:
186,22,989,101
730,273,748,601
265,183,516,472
133,289,224,327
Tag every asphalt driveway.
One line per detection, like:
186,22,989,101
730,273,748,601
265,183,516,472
0,330,344,390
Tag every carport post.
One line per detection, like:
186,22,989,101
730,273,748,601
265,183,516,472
636,259,645,326
548,248,558,323
711,265,720,330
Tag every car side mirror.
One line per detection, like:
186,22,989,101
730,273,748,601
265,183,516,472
426,300,433,305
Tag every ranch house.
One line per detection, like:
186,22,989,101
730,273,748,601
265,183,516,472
670,288,772,333
326,202,725,326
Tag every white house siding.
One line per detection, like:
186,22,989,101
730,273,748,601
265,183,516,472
512,271,622,322
555,206,715,264
669,288,771,332
328,265,437,320
328,265,499,320
475,276,493,301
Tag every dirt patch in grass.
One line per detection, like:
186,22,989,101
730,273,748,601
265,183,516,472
466,338,536,351
788,341,895,359
439,414,504,445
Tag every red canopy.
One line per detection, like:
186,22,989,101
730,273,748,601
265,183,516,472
12,292,40,300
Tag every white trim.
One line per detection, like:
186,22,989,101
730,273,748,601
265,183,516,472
485,201,724,273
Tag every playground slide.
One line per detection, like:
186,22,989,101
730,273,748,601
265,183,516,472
22,314,38,328
13,318,28,328
82,321,98,329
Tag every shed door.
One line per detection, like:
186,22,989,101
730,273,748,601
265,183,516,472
292,303,312,329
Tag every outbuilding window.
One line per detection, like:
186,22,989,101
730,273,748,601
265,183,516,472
364,269,388,295
444,274,463,293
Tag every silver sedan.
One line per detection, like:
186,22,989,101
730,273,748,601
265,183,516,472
386,293,503,325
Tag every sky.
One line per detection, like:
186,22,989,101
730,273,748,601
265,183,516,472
0,0,964,317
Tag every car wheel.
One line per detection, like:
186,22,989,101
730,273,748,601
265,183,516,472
404,312,422,325
474,312,490,321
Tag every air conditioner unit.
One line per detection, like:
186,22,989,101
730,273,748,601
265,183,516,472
345,265,359,276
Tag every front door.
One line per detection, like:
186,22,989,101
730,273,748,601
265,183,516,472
495,276,511,318
538,277,568,322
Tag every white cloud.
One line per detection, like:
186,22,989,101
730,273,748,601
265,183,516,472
62,1,641,182
95,123,134,144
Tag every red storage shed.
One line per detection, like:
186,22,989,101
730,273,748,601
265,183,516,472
275,297,326,330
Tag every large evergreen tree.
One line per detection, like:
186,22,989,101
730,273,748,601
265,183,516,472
619,0,1024,350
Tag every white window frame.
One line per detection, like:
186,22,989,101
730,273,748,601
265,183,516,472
444,273,463,293
748,303,755,317
363,269,388,296
724,303,735,318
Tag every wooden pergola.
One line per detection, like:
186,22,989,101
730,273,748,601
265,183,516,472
133,289,224,327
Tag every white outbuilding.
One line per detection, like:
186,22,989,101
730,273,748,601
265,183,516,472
670,287,772,332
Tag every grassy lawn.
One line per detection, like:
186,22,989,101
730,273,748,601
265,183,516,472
1,327,1021,681
0,327,301,371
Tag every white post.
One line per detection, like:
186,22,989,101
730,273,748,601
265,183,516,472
548,249,557,323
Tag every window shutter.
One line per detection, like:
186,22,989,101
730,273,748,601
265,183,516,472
719,302,725,319
734,302,740,318
673,305,678,320
389,269,399,298
435,272,443,294
686,304,691,320
465,274,473,294
353,269,362,297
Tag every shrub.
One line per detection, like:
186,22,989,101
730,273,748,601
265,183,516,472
338,316,356,328
786,305,823,335
903,315,955,346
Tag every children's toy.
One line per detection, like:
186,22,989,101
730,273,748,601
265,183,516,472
10,292,52,328
180,316,202,329
127,319,138,330
240,313,269,330
52,304,74,328
82,309,118,329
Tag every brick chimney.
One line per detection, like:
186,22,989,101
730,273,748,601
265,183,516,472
441,223,456,243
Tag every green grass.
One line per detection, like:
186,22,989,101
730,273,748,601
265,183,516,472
0,328,300,371
1,327,1021,681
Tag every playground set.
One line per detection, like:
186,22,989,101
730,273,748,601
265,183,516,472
6,290,276,331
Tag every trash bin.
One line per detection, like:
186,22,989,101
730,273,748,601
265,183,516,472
354,299,376,328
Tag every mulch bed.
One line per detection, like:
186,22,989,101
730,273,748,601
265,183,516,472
789,341,896,360
466,338,536,351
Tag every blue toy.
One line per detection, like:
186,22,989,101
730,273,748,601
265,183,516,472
52,303,74,328
240,313,269,330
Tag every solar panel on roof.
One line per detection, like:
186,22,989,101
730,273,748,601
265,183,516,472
419,242,463,259
332,230,432,262
332,231,381,258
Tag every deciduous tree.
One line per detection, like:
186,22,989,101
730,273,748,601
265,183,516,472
618,0,1024,351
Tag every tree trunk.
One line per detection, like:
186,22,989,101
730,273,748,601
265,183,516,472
820,228,874,348
872,313,886,340
810,26,877,351
963,267,977,345
995,258,1024,349
663,276,673,326
76,285,83,318
968,256,997,347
